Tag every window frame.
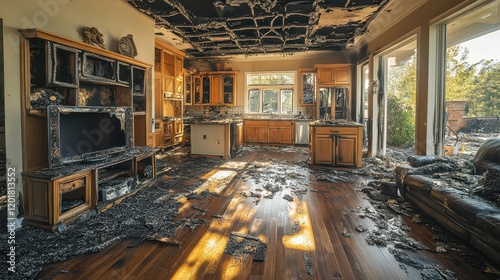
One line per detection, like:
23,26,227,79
244,71,297,114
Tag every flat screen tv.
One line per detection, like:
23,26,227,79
47,105,133,168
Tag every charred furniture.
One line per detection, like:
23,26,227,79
23,147,157,231
19,29,156,231
396,155,500,266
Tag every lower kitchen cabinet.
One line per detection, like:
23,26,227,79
244,120,268,143
267,121,293,144
244,120,293,144
190,121,243,158
310,124,363,168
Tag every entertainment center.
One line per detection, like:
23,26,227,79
19,29,158,231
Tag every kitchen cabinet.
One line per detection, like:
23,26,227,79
23,172,93,231
244,120,268,143
309,124,363,168
191,71,237,106
315,64,351,86
267,121,293,144
184,71,192,105
313,64,352,120
243,120,293,144
298,69,316,106
190,121,243,159
154,39,185,149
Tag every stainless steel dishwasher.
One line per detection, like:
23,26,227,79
295,121,310,145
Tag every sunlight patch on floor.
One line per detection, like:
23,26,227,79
171,222,231,279
282,201,316,251
219,161,248,170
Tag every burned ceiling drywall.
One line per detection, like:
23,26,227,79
127,0,389,57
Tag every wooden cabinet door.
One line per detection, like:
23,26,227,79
154,77,163,120
333,67,350,85
244,126,256,142
315,135,334,165
210,75,222,105
164,77,174,94
222,74,236,105
300,70,316,106
255,126,268,142
268,127,280,143
193,76,202,104
317,68,333,84
201,75,211,104
279,126,292,143
335,135,357,167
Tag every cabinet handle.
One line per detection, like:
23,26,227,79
331,130,339,133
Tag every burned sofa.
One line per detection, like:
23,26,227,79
395,152,500,266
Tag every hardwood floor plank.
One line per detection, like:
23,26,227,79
41,239,131,280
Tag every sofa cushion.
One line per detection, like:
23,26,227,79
431,187,498,224
404,175,435,197
473,137,500,175
475,213,500,238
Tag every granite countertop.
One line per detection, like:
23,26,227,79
184,115,361,125
184,117,244,124
309,120,364,127
243,114,313,121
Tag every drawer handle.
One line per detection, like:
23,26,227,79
331,130,339,133
72,183,76,187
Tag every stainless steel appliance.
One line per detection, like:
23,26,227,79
295,121,310,145
230,122,243,156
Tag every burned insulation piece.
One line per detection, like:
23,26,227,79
224,232,267,262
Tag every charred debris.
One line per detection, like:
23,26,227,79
1,141,499,278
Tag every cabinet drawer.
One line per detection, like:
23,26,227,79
267,120,292,127
314,126,358,135
59,178,86,194
245,120,267,126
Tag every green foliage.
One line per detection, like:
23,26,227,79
445,45,500,117
470,61,500,117
445,46,476,101
386,94,415,147
386,58,416,148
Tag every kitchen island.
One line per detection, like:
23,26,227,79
309,120,364,168
189,118,243,159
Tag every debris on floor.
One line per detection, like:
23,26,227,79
224,231,267,262
145,233,182,246
303,253,314,275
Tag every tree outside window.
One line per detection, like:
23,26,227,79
246,73,295,114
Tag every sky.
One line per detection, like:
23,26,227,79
459,29,500,64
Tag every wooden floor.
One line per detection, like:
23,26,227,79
41,147,498,280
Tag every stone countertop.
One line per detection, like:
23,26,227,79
243,114,313,121
309,120,364,127
184,117,244,125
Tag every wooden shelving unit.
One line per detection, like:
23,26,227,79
19,28,157,231
154,39,186,149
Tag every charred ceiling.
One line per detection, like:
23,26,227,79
127,0,389,57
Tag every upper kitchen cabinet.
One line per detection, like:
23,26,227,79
298,68,316,106
154,39,185,98
154,40,186,149
183,70,192,105
191,71,238,106
315,64,351,86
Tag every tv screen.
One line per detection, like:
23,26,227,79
48,106,133,168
